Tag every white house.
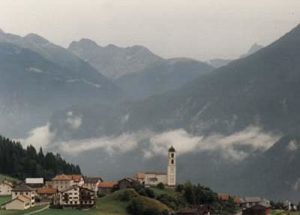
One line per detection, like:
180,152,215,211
55,185,95,208
0,180,14,196
11,184,36,207
2,195,31,210
50,174,84,191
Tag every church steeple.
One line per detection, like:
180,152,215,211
167,146,176,186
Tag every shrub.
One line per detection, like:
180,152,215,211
157,183,165,190
127,199,144,215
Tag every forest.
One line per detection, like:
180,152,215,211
0,135,81,180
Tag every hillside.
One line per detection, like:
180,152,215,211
0,30,121,137
115,58,214,100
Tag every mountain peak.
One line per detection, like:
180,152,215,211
24,33,49,44
69,38,101,50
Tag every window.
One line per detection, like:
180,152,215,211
171,159,174,164
171,153,174,158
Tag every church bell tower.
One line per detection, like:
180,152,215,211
167,146,176,186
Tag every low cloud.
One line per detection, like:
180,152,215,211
22,124,280,161
148,126,280,160
20,123,55,149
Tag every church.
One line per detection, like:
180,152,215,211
135,146,176,187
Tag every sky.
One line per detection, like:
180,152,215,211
0,0,299,61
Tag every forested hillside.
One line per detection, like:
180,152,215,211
0,135,80,180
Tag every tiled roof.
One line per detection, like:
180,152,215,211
52,174,72,181
84,177,103,184
69,175,82,182
12,183,34,192
135,172,145,180
98,182,117,189
218,193,230,201
17,195,31,202
37,187,57,194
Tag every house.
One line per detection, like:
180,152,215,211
117,178,139,190
55,185,95,208
242,204,270,215
240,197,270,209
25,178,44,188
36,187,58,202
69,175,84,186
83,177,103,194
2,195,31,210
11,184,36,207
218,193,230,201
51,174,84,191
0,179,14,196
97,181,117,194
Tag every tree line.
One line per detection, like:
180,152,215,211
0,135,81,180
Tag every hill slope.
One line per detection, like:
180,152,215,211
115,58,214,100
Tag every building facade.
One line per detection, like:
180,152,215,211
11,184,36,207
55,185,95,208
0,180,14,196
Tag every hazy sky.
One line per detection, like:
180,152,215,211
0,0,299,60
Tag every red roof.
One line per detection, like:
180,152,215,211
98,182,117,189
37,187,58,194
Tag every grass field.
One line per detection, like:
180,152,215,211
150,187,178,197
0,205,47,215
1,189,170,215
0,195,10,205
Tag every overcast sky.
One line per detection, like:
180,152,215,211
0,0,299,60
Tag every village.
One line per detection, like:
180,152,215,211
0,146,296,215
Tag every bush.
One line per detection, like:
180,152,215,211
145,188,155,198
117,189,138,201
157,183,165,190
175,184,184,193
127,199,144,215
97,192,106,198
157,194,179,209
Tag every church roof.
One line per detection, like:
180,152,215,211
168,146,176,152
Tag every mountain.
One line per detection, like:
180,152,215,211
68,39,163,79
0,30,121,137
209,43,263,68
115,58,214,100
240,43,264,58
43,24,300,200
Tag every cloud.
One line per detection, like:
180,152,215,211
59,131,153,156
148,126,280,160
21,124,279,161
287,140,299,151
66,111,82,130
20,123,55,149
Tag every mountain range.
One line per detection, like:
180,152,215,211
1,24,300,201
